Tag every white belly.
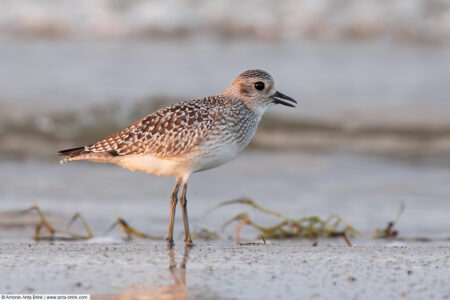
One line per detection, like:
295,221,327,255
111,155,191,178
191,145,239,173
108,142,242,178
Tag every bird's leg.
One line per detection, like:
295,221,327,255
179,181,194,246
167,178,181,247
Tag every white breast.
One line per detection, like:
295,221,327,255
191,123,258,173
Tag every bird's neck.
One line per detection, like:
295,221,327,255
223,91,271,118
240,98,273,117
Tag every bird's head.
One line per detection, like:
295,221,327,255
223,69,297,114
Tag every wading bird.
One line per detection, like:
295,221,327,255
59,69,297,246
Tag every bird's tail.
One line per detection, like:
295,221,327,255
58,146,116,164
58,146,91,163
58,146,85,156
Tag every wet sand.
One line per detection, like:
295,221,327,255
0,242,449,299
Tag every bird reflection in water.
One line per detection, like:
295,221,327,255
116,246,191,300
168,245,191,293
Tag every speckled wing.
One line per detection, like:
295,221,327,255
86,97,225,158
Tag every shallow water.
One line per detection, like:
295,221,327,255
1,38,449,126
1,151,449,241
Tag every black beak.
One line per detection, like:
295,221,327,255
272,91,297,107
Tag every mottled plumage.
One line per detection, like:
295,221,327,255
62,96,256,161
58,69,297,246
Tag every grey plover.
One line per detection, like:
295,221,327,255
58,69,297,246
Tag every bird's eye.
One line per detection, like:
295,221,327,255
254,82,265,91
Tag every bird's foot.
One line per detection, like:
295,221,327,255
166,237,175,248
185,239,195,247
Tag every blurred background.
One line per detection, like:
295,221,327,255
0,0,449,241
